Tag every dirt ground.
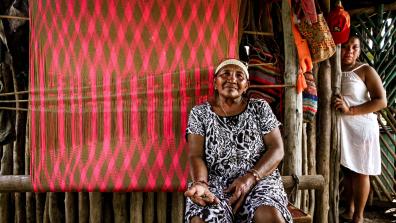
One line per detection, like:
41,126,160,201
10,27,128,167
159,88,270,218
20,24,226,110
340,201,396,223
363,205,395,223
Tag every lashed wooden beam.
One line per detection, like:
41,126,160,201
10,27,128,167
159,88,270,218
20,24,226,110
0,175,325,192
349,2,396,16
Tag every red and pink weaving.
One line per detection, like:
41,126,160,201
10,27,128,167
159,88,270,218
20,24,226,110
30,0,239,191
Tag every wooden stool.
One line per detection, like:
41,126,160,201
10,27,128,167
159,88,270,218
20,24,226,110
288,203,312,223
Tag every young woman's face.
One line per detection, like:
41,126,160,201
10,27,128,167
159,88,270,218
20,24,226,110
341,37,361,66
214,64,249,100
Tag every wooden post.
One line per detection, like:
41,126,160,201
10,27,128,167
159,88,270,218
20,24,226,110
113,193,128,223
130,192,143,223
144,193,155,223
157,192,167,223
89,192,103,223
65,193,77,223
307,119,317,216
0,144,12,223
171,193,184,223
78,192,89,223
35,193,46,223
315,60,331,223
49,192,64,222
330,45,342,223
281,0,302,174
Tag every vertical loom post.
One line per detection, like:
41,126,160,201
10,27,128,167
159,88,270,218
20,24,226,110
281,0,303,198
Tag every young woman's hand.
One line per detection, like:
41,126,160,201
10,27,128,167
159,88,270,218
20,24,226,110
184,184,220,206
334,95,353,115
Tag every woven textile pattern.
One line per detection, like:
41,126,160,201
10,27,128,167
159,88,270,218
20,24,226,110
30,0,239,191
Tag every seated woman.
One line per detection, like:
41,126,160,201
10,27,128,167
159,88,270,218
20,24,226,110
184,59,292,223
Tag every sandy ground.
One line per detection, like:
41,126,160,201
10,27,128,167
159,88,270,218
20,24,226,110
340,202,396,223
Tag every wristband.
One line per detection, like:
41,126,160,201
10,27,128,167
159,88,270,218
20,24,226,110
248,169,262,182
192,180,209,187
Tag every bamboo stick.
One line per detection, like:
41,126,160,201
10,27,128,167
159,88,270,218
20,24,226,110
349,2,396,16
113,193,128,223
380,110,396,133
373,175,393,201
89,192,103,223
379,135,396,161
130,192,143,223
144,193,155,223
157,192,167,223
380,148,396,176
378,117,396,150
78,192,89,223
65,193,77,223
370,178,385,201
315,59,332,223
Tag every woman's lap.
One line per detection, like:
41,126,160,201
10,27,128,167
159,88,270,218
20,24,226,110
185,170,292,223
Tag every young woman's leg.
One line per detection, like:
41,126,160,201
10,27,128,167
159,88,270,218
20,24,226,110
351,173,370,223
341,168,354,220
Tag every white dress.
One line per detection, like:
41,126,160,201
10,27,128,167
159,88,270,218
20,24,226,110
340,64,381,175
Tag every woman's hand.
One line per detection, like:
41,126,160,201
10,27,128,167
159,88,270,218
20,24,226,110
334,95,353,115
224,173,256,213
184,184,220,206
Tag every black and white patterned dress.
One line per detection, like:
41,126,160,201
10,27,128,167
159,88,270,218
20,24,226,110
185,98,292,223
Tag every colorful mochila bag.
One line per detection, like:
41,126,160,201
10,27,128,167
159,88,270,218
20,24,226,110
297,1,336,62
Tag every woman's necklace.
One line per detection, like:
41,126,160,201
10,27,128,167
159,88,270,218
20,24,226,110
219,102,229,117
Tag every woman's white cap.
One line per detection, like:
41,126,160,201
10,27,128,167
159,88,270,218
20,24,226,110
214,59,249,79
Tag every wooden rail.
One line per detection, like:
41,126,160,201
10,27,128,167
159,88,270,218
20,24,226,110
0,175,324,192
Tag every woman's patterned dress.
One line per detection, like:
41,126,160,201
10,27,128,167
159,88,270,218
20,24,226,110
185,98,292,223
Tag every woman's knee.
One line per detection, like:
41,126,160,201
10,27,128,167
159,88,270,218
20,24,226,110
254,205,285,223
190,216,205,223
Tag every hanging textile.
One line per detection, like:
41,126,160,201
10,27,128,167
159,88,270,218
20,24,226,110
30,0,240,192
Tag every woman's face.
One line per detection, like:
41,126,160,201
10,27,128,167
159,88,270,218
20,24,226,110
214,64,249,100
341,37,361,66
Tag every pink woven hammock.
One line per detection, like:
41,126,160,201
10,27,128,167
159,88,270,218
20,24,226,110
29,0,239,191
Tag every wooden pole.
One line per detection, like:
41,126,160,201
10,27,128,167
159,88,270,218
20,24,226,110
330,45,342,223
89,192,103,223
281,0,302,180
349,2,396,16
65,193,77,223
130,192,143,223
78,192,89,223
49,193,64,222
144,193,155,223
0,175,325,191
0,144,12,223
171,193,184,223
315,59,331,223
35,193,45,223
113,193,128,223
157,192,167,223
